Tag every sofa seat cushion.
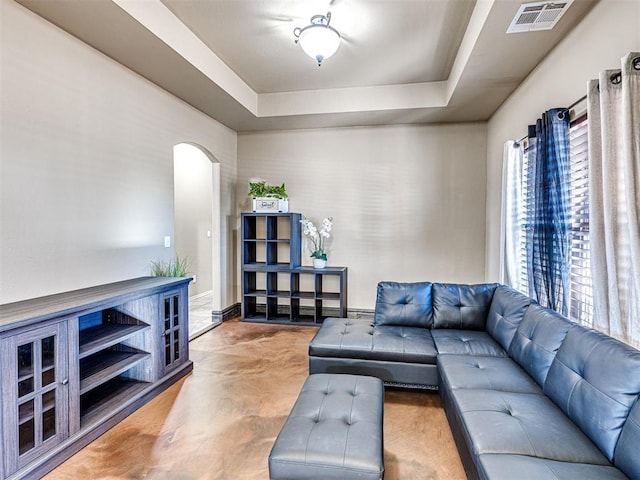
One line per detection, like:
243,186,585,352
478,454,627,480
431,330,507,357
614,397,640,480
449,388,611,465
309,318,437,364
544,325,640,462
438,354,542,394
432,283,498,330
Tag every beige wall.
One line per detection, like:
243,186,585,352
485,0,640,281
7,0,631,309
0,0,237,305
238,123,488,310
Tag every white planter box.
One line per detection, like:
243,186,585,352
252,197,289,213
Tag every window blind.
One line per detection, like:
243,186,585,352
519,140,534,296
568,115,593,326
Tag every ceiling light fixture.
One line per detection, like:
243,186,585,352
293,12,341,66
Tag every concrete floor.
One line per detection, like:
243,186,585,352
44,319,466,480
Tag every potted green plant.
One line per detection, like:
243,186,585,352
248,181,289,213
150,255,191,277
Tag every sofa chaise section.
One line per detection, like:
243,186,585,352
441,302,640,480
310,282,440,387
477,454,630,480
309,317,439,387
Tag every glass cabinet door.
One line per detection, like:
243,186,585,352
2,322,68,475
161,290,188,373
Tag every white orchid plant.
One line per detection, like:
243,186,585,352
300,215,333,261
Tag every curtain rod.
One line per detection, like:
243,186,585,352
568,94,587,110
515,94,588,144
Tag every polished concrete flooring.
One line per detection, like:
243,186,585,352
44,319,466,480
189,292,221,340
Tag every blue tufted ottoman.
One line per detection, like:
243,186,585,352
268,373,385,480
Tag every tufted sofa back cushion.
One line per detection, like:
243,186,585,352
544,325,640,461
508,303,571,387
614,396,640,479
485,285,532,350
374,281,433,328
432,283,498,330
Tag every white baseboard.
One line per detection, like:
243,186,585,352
189,290,213,301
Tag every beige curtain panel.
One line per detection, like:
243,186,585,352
501,140,524,290
588,52,640,348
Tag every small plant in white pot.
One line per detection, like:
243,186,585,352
248,181,289,213
300,215,333,268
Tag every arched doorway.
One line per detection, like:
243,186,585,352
173,143,221,338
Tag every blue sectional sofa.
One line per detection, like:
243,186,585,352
308,282,640,480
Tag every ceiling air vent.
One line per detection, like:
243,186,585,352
507,0,574,34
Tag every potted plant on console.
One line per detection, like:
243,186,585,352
300,215,333,269
248,180,289,213
150,255,190,277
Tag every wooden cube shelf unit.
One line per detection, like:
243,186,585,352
241,213,348,326
242,212,300,269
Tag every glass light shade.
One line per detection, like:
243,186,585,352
298,25,341,66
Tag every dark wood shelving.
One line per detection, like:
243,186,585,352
244,289,267,296
0,277,192,480
315,292,342,300
78,323,148,359
243,316,319,327
79,350,150,395
241,213,347,324
243,263,293,272
290,292,315,299
267,290,292,298
80,378,150,429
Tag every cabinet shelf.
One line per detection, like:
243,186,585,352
17,370,33,383
80,377,151,429
315,292,342,301
290,292,315,299
243,314,268,322
243,263,292,271
242,238,291,243
290,292,341,300
79,350,150,395
18,395,55,426
79,323,149,359
244,289,267,297
293,266,348,274
268,290,292,298
245,290,292,298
